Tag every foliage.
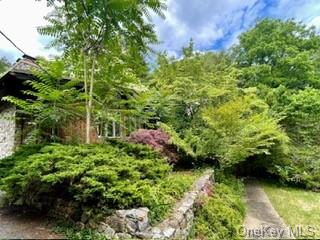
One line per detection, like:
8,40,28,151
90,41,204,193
54,221,106,240
150,48,237,132
150,45,288,168
284,88,320,145
0,144,44,179
2,59,81,142
233,19,320,189
159,123,195,158
234,19,320,89
269,146,320,190
200,92,289,167
128,124,196,164
40,0,166,143
0,57,11,75
128,128,183,164
189,173,245,240
0,142,198,223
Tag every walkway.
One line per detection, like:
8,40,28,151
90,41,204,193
0,208,64,239
243,180,294,239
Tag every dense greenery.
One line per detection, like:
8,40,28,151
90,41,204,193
3,59,82,142
0,142,198,223
149,43,289,169
40,0,166,143
189,173,246,240
233,19,320,190
1,4,320,238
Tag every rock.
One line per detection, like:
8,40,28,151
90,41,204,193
126,220,137,234
96,171,214,240
135,231,154,239
97,223,115,239
0,191,6,207
75,222,85,230
87,219,98,229
104,215,126,232
107,208,150,233
163,228,175,238
114,233,132,239
150,227,165,239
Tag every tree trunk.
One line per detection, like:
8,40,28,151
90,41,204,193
86,57,96,144
83,52,90,144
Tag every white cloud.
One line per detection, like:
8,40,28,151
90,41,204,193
0,0,53,61
152,0,320,56
152,0,263,53
1,0,320,62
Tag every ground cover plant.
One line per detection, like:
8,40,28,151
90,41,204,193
0,142,199,224
189,173,246,240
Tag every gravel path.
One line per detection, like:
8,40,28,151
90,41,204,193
243,180,295,239
0,208,64,239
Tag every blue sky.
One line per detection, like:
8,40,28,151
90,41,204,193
0,0,320,61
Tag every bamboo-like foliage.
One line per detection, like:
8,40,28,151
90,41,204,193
39,0,166,143
3,59,82,142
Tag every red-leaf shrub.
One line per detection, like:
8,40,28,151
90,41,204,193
128,129,179,163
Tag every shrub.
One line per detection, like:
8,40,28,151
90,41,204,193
128,126,195,164
0,143,171,221
0,142,201,224
128,129,180,163
0,144,44,178
189,173,245,240
270,146,320,191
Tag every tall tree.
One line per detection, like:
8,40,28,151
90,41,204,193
40,0,166,143
233,19,320,89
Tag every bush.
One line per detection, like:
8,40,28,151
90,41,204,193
0,142,200,223
189,173,245,240
128,129,179,163
0,144,44,178
270,146,320,191
0,143,171,220
128,125,196,165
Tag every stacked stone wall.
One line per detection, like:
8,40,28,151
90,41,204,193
0,106,15,159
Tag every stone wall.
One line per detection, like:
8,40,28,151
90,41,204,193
97,169,214,239
0,106,16,159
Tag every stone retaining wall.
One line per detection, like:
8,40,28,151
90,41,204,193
0,106,16,159
97,169,214,239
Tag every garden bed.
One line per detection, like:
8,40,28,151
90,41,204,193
0,142,203,231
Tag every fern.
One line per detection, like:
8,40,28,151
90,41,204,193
2,59,82,142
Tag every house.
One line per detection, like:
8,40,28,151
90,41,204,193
0,55,38,159
0,55,142,159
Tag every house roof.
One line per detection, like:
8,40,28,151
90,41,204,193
0,55,39,79
0,55,39,101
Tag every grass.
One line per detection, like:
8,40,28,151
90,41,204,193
262,181,320,239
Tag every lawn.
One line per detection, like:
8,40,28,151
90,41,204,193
262,182,320,239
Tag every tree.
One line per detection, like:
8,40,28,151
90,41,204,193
149,43,288,168
233,19,320,89
40,0,166,143
3,59,81,142
0,57,11,75
233,19,320,189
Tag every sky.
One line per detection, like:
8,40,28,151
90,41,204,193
0,0,320,62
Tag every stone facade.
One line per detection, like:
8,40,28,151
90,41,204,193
97,169,214,239
0,106,16,159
